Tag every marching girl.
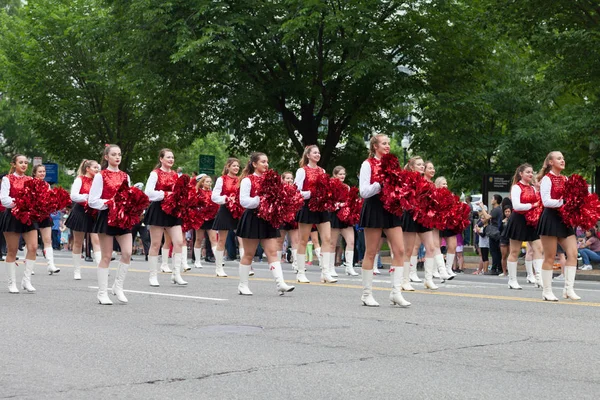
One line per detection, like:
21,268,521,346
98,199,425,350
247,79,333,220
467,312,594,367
401,157,441,291
505,163,544,290
1,155,38,293
144,148,188,287
66,159,102,280
359,134,410,307
294,145,336,284
278,172,299,270
194,175,220,275
536,151,580,301
210,158,241,275
89,144,134,305
423,162,448,280
329,166,359,276
435,176,460,280
31,164,60,275
236,152,295,295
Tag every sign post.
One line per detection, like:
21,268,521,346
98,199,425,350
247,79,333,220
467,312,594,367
198,155,216,176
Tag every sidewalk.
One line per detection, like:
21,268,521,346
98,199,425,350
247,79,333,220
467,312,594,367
378,255,600,282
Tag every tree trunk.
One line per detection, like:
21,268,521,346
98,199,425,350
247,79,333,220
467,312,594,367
595,165,600,195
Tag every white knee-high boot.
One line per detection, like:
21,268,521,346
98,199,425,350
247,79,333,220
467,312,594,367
423,258,438,290
160,247,171,273
93,251,102,266
215,249,227,277
148,255,160,287
446,253,457,277
361,268,379,307
111,262,130,303
563,266,581,300
97,267,112,305
171,253,188,285
344,250,358,276
238,264,252,295
409,255,421,282
320,252,337,283
45,247,60,275
542,269,558,301
525,260,535,284
329,251,338,277
22,259,36,292
6,261,19,293
291,249,298,272
373,254,381,275
181,245,190,271
193,247,203,268
533,259,543,288
296,254,310,283
507,261,522,290
271,262,295,294
401,261,415,291
390,266,411,307
72,253,82,280
435,254,451,280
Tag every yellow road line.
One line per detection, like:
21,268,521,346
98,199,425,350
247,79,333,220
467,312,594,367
45,262,600,307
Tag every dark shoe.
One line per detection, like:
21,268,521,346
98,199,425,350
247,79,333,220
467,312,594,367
85,256,94,262
205,257,216,263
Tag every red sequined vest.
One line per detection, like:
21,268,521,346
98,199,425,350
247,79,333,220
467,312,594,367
514,182,536,214
100,170,128,199
248,174,263,197
7,174,32,198
366,158,381,184
546,173,566,201
154,169,177,192
79,176,93,195
302,166,325,191
221,175,239,197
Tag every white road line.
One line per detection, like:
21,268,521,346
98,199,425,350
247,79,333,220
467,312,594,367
87,287,228,301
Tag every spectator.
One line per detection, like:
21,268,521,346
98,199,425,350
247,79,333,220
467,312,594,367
473,206,491,274
51,210,62,250
488,194,503,275
499,205,512,277
578,228,600,270
454,233,465,273
464,195,473,245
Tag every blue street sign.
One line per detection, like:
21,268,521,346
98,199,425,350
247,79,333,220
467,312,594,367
43,163,59,184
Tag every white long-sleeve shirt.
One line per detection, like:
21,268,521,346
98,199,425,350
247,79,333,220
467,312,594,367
211,177,227,205
144,171,165,202
70,177,88,203
510,183,533,212
540,173,564,209
359,160,381,199
88,170,131,210
240,175,260,209
0,174,18,208
294,167,312,200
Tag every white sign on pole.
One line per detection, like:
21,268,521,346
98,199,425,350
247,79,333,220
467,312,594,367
33,157,43,166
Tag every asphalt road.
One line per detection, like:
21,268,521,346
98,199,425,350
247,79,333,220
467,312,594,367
2,251,600,399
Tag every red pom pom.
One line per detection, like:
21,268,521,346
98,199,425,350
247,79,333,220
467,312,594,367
428,187,458,230
161,175,190,217
197,189,219,224
107,180,150,229
445,202,471,233
559,174,600,230
377,154,423,217
12,179,55,224
307,172,337,212
525,193,543,227
51,187,72,212
257,170,304,228
337,187,363,225
226,192,244,220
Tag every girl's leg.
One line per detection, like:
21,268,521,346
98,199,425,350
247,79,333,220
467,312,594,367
4,232,21,293
160,231,173,272
238,238,259,295
431,229,451,280
341,227,358,276
539,235,559,301
330,227,340,277
147,226,165,287
111,234,133,303
263,238,295,294
21,230,38,292
90,233,101,265
362,228,383,306
316,222,336,282
445,235,457,277
384,226,410,307
193,229,204,269
206,229,226,277
507,239,523,289
558,235,580,300
41,227,59,274
529,239,543,286
96,233,115,305
500,245,509,275
408,238,422,283
418,231,440,288
402,231,418,291
165,226,187,285
295,223,313,283
72,231,85,280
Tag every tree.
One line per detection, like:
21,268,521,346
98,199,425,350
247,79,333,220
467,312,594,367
114,0,427,169
0,0,198,179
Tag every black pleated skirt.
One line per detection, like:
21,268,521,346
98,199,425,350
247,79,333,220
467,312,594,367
296,200,330,225
201,219,215,231
537,207,574,238
237,209,279,239
212,204,238,231
92,209,131,236
329,211,349,229
65,203,96,233
401,210,432,233
35,217,53,229
279,221,297,231
1,209,36,233
145,201,181,227
440,229,460,238
505,212,539,242
359,195,403,229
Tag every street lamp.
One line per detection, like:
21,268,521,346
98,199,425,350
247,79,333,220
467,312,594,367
401,135,410,165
